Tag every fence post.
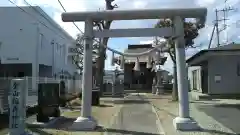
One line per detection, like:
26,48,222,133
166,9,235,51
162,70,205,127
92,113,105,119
25,77,29,108
111,82,115,96
44,77,47,83
9,79,30,135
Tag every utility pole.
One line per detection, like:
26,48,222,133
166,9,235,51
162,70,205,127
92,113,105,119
214,1,235,47
215,9,220,47
96,0,118,94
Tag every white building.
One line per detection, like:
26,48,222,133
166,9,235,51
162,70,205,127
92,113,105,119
0,6,77,90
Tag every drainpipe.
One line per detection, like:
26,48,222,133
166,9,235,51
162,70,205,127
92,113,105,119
32,23,40,92
51,40,55,77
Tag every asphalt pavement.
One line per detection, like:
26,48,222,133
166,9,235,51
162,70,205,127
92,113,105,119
106,94,162,135
196,102,240,134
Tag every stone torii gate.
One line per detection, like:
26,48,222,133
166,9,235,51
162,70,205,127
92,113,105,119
62,8,207,131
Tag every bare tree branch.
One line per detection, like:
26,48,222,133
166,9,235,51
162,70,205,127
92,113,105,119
168,51,176,63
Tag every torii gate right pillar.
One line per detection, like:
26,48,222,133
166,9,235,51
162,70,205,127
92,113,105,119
173,16,199,130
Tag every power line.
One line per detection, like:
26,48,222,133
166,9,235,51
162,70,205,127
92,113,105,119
22,0,76,41
56,0,104,46
57,0,122,57
58,0,171,57
7,0,67,40
214,0,236,47
57,0,82,32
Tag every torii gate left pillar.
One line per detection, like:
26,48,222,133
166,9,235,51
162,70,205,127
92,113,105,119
62,8,207,131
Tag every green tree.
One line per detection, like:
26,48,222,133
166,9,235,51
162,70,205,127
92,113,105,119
155,18,201,101
73,34,100,74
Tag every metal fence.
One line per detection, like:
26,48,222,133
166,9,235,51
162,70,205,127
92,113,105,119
0,77,82,114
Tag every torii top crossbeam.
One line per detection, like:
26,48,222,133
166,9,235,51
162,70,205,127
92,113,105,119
62,8,207,25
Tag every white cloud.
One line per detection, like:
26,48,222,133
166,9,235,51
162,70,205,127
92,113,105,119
195,0,216,7
133,0,147,8
53,12,84,38
140,40,153,44
12,0,87,38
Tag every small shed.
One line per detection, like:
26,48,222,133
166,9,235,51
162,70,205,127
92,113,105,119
187,43,240,95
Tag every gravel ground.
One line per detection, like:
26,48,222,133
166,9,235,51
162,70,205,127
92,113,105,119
0,97,123,135
145,93,238,135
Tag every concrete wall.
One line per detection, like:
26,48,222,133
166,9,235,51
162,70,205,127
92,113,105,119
0,6,76,75
208,55,240,94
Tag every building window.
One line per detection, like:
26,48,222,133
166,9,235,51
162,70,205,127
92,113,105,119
59,45,62,56
56,43,60,54
192,70,198,90
40,34,44,49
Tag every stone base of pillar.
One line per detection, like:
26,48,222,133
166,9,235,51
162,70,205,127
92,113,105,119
152,85,156,94
69,116,97,131
22,132,33,135
155,86,164,95
8,131,33,135
173,117,199,131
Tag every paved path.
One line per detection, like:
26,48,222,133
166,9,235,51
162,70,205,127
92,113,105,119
195,101,240,134
106,94,162,135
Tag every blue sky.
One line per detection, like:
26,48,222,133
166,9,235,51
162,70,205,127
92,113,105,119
1,0,240,73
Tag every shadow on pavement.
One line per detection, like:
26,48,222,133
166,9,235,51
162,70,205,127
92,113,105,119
0,114,9,130
199,128,238,135
113,99,150,104
179,128,238,135
101,95,125,98
105,128,162,135
190,101,218,105
97,104,113,107
143,95,174,100
28,128,52,135
214,104,240,109
28,121,161,135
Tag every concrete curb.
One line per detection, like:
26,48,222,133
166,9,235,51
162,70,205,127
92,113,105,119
151,105,166,135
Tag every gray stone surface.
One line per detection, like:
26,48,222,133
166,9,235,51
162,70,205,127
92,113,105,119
176,101,238,135
106,94,161,135
144,93,239,135
188,100,240,135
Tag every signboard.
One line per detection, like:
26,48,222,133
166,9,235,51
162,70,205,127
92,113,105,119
9,79,25,135
68,47,79,54
214,75,221,83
